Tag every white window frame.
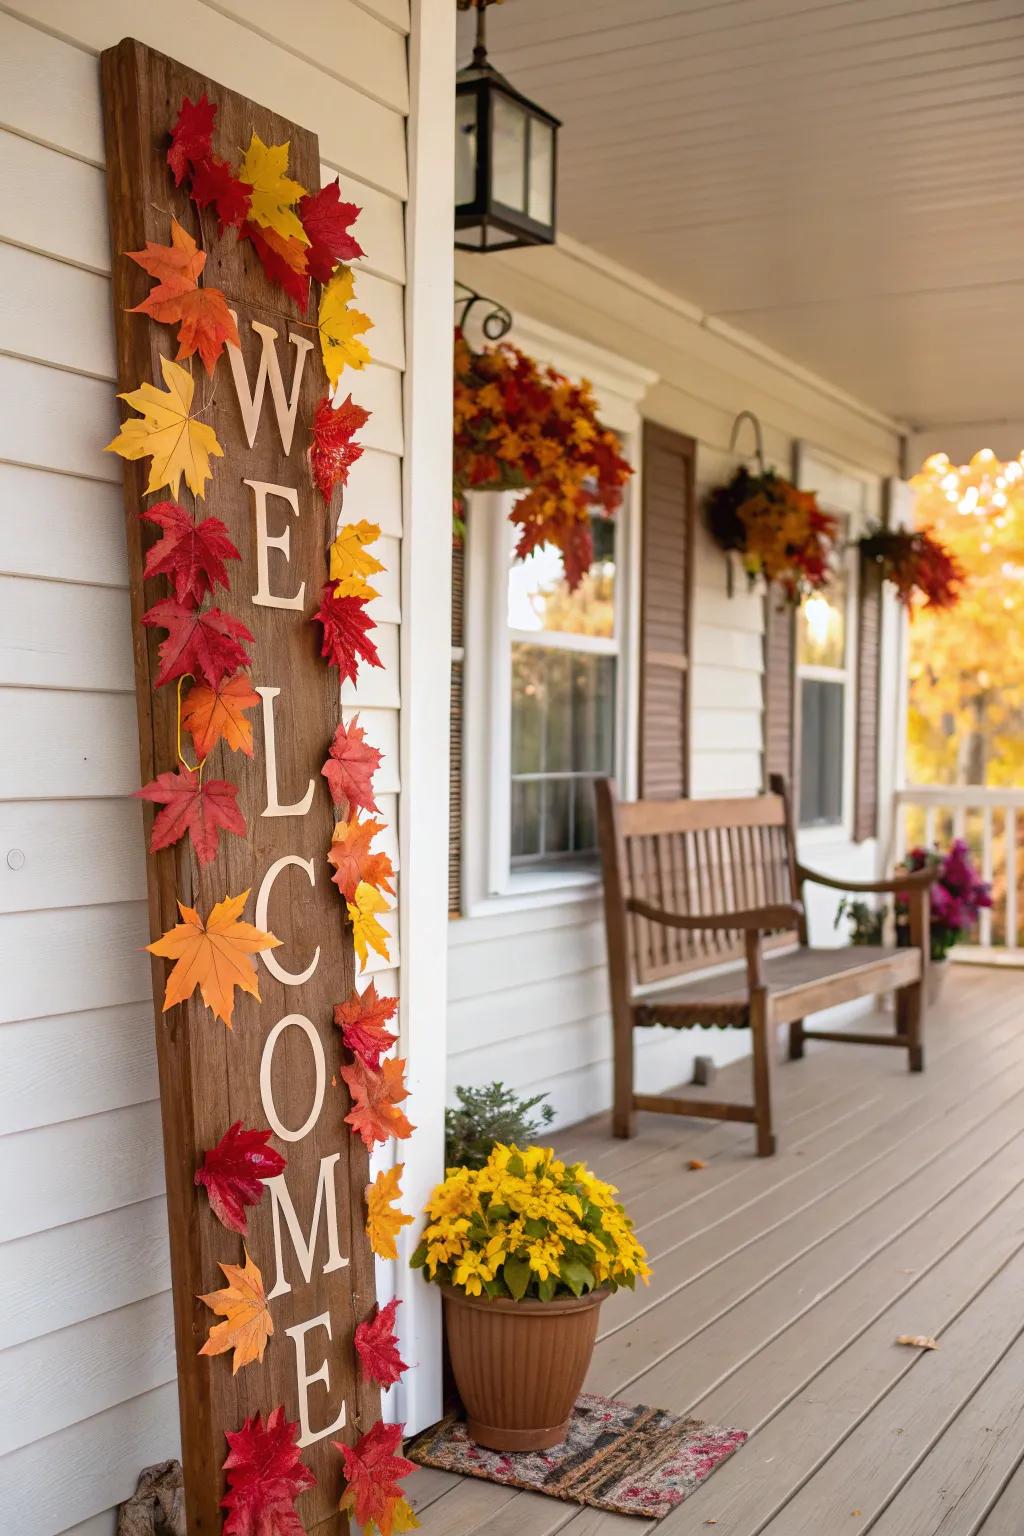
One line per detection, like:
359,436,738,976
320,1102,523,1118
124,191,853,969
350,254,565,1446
793,442,881,849
460,316,654,917
796,537,859,840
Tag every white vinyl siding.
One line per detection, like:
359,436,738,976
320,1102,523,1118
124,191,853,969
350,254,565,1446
449,240,902,1126
0,4,410,1531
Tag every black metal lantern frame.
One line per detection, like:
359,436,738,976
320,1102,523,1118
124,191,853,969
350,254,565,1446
455,2,561,252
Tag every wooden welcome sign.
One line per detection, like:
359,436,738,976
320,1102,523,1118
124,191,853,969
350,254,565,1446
101,39,414,1534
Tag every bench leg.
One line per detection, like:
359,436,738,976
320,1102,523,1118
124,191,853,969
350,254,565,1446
612,1005,635,1139
750,991,776,1157
788,1018,805,1060
898,981,925,1072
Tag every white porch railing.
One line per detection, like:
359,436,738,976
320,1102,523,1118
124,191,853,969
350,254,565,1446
893,785,1024,951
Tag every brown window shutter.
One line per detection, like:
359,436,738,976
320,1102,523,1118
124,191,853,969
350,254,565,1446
639,423,696,799
763,594,798,797
449,537,465,914
854,552,882,841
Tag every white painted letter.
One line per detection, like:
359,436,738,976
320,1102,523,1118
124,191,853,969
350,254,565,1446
257,688,316,818
260,1013,326,1139
255,859,320,985
285,1312,348,1447
226,316,313,455
265,1157,349,1300
245,480,305,612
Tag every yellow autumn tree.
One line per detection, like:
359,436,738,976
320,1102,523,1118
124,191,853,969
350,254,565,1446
908,450,1024,786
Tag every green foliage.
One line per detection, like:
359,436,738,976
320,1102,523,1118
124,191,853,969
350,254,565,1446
445,1081,555,1171
834,896,886,946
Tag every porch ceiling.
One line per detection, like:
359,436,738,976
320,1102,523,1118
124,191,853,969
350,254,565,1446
460,0,1024,433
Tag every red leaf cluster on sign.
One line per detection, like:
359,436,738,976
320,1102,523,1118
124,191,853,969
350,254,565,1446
313,581,382,686
336,1420,416,1535
169,94,253,234
321,714,382,815
354,1297,409,1389
195,1121,287,1235
221,1405,315,1536
135,765,244,866
309,393,370,506
334,982,399,1069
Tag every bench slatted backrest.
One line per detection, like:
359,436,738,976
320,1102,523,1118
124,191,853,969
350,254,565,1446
598,785,799,986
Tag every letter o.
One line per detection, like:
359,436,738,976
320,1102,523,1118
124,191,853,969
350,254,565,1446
260,1014,326,1142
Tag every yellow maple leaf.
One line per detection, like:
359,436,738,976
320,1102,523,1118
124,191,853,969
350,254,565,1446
330,520,384,600
238,132,309,247
106,355,223,499
347,879,391,968
391,1498,420,1533
366,1163,414,1261
146,888,281,1028
318,266,372,388
198,1248,273,1373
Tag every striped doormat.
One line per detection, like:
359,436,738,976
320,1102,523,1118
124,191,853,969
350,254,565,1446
407,1393,747,1519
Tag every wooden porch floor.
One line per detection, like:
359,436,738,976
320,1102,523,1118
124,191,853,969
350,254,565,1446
407,964,1024,1536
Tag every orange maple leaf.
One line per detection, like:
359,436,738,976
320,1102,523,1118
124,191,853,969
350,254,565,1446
127,216,240,376
146,889,281,1028
341,1056,415,1149
181,673,261,758
199,1248,273,1373
366,1163,414,1261
328,817,396,903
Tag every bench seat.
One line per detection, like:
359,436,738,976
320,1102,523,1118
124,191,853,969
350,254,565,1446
636,944,921,1030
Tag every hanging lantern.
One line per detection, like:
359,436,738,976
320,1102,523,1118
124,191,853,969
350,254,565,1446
455,0,561,252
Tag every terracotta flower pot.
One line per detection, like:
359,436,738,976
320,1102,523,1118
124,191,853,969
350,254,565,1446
442,1285,607,1451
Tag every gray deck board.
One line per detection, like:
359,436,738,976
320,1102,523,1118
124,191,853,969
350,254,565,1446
410,967,1024,1535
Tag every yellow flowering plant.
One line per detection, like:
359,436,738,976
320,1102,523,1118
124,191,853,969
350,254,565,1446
410,1144,651,1302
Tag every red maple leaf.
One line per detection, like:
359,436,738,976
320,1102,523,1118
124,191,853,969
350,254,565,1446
195,1121,286,1235
191,155,253,233
299,180,365,285
312,582,381,687
141,502,241,604
135,766,245,865
341,1056,415,1150
334,981,399,1069
241,222,310,308
328,818,395,903
354,1298,409,1389
167,95,215,186
321,714,382,814
309,393,370,506
222,1406,315,1536
143,597,253,689
336,1420,415,1535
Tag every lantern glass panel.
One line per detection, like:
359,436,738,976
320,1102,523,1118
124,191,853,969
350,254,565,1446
455,91,478,206
492,92,528,211
528,118,554,226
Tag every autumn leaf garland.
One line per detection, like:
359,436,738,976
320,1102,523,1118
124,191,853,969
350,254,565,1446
119,89,415,1527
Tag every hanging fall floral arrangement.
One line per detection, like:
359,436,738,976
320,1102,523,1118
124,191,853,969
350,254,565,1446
453,329,633,590
857,524,964,611
705,465,839,603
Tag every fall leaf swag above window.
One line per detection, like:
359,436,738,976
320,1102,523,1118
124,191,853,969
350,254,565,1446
705,464,839,605
453,328,633,592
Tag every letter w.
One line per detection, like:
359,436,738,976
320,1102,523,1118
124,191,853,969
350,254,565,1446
226,316,314,456
265,1153,349,1300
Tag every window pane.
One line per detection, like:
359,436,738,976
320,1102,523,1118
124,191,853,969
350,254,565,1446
510,645,616,863
455,93,478,206
507,514,616,638
798,567,847,669
511,779,542,857
799,678,844,827
492,93,527,211
528,119,554,225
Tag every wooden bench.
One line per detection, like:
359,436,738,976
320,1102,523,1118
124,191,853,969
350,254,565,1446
595,776,935,1156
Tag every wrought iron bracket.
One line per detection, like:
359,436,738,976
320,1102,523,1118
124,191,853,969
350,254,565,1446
455,280,513,342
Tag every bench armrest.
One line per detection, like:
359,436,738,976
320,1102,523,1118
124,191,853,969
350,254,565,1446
626,897,804,933
796,864,938,896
